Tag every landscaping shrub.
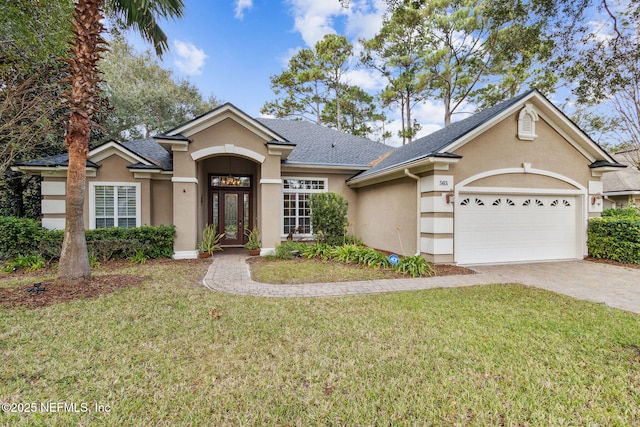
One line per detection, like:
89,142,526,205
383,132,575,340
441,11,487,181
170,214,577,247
0,216,46,260
298,242,432,277
331,244,361,263
2,254,45,272
301,243,334,260
85,225,176,260
38,230,64,261
395,254,435,278
273,241,307,259
358,247,391,269
310,192,349,246
0,217,176,263
602,203,640,219
588,217,640,264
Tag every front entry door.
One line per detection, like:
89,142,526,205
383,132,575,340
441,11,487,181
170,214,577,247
211,190,250,245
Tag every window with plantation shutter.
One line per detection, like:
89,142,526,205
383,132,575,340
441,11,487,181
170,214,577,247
90,183,140,229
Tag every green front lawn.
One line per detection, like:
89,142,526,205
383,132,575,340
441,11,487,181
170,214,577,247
1,260,639,426
247,257,405,283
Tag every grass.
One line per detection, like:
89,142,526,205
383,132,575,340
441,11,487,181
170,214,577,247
1,260,639,426
248,257,404,284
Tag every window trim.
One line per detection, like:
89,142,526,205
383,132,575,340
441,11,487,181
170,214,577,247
281,177,328,237
89,182,141,230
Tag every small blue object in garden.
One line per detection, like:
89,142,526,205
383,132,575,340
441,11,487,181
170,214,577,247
388,254,400,265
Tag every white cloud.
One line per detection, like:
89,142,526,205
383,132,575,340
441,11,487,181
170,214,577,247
343,68,383,91
234,0,253,19
285,0,385,47
288,1,342,46
344,0,386,40
172,40,207,75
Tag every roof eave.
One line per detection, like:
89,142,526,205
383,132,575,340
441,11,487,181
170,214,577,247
281,162,369,173
11,164,98,177
604,190,640,196
348,155,461,188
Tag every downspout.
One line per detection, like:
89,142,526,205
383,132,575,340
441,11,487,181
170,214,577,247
404,168,421,256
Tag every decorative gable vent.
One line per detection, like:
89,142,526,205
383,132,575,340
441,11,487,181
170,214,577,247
517,103,539,141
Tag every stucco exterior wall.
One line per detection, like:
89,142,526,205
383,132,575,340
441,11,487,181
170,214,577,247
355,177,417,255
151,180,173,225
450,112,593,186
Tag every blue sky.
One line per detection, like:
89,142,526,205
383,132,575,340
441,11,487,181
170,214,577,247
127,1,388,119
121,0,619,146
123,0,441,144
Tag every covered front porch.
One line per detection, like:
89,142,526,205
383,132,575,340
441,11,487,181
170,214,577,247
154,103,295,259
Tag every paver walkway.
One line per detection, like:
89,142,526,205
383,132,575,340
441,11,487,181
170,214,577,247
202,253,640,314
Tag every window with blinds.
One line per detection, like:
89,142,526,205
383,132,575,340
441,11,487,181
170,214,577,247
94,185,137,228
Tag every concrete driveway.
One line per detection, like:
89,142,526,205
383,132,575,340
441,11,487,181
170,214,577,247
472,261,640,314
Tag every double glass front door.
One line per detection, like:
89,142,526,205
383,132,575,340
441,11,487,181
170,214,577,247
211,190,250,245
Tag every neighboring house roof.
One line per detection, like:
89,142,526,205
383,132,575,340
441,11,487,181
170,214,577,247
255,118,392,168
350,89,623,183
602,149,640,194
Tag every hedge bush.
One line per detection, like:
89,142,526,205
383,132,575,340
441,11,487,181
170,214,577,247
588,217,640,264
0,217,176,262
310,192,349,246
602,204,640,219
0,217,45,260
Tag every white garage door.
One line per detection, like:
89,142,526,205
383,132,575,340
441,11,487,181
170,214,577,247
456,194,579,264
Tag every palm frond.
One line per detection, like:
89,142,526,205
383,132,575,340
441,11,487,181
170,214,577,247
108,0,184,56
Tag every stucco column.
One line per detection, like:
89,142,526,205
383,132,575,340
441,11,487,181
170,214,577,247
259,180,282,254
172,178,199,258
172,150,199,259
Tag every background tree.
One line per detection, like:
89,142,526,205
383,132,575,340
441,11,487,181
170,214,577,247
0,0,74,219
416,0,556,125
314,34,352,131
100,36,220,140
565,0,640,168
262,33,385,138
58,0,185,283
262,46,327,124
321,85,388,139
360,3,428,144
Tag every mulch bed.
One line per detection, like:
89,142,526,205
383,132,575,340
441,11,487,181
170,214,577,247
432,263,476,276
584,256,640,270
0,274,147,309
0,258,210,310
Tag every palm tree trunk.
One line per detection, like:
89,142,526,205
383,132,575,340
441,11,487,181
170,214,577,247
58,0,106,282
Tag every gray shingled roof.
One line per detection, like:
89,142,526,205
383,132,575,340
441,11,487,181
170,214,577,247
602,150,640,193
121,138,172,170
13,153,99,169
14,138,173,171
256,118,392,167
354,90,537,179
